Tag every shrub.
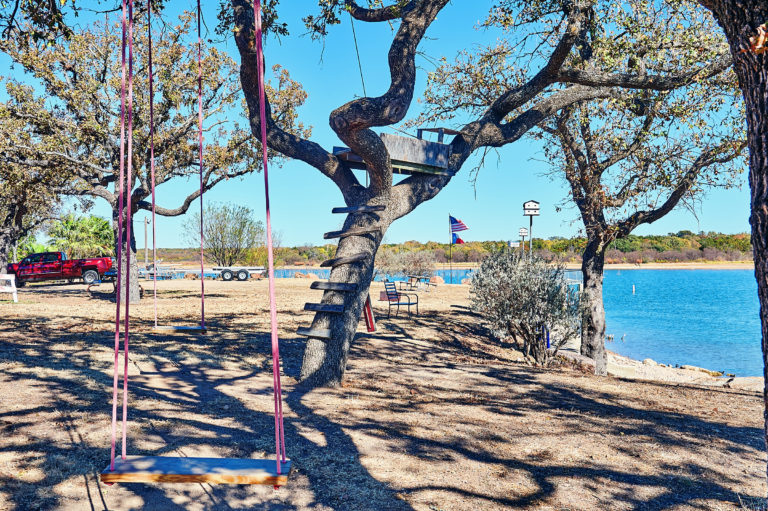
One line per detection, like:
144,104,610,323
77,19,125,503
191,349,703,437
604,249,625,264
375,249,436,279
536,249,558,262
401,250,436,277
183,203,265,267
374,248,399,280
432,248,448,263
470,252,582,365
466,249,486,263
702,247,725,261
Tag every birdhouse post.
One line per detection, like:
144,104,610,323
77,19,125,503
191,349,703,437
518,227,529,256
523,200,540,259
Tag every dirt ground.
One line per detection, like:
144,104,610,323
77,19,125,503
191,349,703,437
0,278,765,511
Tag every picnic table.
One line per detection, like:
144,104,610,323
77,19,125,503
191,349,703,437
400,275,436,292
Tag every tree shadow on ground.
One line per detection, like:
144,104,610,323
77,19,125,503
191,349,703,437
345,308,765,509
0,302,764,510
0,315,413,510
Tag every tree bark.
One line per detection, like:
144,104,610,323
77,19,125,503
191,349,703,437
580,236,608,376
702,0,768,487
0,231,12,274
112,208,141,304
299,209,388,387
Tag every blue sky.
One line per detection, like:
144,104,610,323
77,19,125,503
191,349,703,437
7,2,752,248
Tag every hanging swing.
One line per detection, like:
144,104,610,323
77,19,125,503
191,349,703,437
148,0,208,335
101,0,291,485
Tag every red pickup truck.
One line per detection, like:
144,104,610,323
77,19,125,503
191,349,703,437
7,252,113,287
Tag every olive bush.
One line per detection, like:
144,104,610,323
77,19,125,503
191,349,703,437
374,249,435,280
471,252,581,365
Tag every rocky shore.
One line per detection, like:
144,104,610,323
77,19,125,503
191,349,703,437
559,348,763,392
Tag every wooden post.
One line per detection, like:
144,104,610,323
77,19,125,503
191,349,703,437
363,295,376,332
144,217,150,268
448,215,453,285
0,274,18,303
529,215,533,261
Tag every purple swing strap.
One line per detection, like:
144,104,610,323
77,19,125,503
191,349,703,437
149,0,158,328
111,0,134,469
253,0,287,473
197,0,206,329
109,1,288,479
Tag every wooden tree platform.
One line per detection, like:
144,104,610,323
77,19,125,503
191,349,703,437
323,227,380,240
304,303,345,313
310,281,357,292
319,253,368,268
331,205,386,214
296,327,332,339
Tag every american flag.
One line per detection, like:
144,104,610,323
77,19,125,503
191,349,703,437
449,215,468,233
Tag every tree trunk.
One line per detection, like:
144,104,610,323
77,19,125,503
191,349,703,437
705,0,768,488
112,209,141,305
580,236,608,375
0,231,12,274
299,211,387,387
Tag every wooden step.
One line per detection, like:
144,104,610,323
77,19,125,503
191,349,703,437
304,303,344,313
296,327,332,339
319,253,368,268
310,281,357,292
323,227,380,240
331,205,386,214
100,456,291,485
151,325,207,334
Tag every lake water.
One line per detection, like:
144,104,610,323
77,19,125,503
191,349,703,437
274,268,479,283
273,267,763,376
602,269,762,377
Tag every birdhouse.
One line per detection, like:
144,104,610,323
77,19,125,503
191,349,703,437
523,200,540,216
333,128,459,177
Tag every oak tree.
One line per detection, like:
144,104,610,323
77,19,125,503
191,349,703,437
0,82,82,272
414,0,744,374
0,10,308,302
182,202,265,267
543,97,744,374
231,0,734,387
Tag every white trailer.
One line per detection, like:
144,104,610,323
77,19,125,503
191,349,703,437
211,266,265,281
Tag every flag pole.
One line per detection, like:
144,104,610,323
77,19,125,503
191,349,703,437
448,214,453,285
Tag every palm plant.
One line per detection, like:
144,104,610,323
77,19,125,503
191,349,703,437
48,214,113,259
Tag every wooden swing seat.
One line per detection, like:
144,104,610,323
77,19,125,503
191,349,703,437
100,456,291,485
150,325,208,334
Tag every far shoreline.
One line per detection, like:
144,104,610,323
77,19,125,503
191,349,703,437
281,261,755,271
580,261,755,270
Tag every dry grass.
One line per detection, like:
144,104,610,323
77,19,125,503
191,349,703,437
0,278,765,510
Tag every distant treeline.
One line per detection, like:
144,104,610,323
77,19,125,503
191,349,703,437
536,231,752,264
153,231,751,266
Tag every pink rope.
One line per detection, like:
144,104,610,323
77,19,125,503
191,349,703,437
110,0,128,471
253,0,287,475
121,0,135,461
197,0,206,330
108,1,287,479
149,1,157,328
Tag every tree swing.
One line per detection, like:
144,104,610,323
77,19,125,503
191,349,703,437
147,0,207,335
101,0,291,486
